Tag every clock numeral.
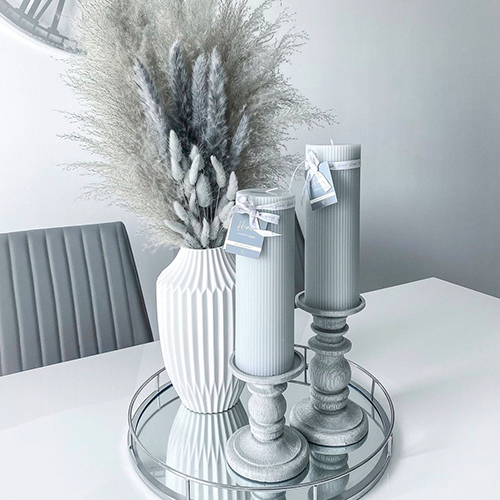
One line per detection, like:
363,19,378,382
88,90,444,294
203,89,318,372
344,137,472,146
17,0,66,32
27,0,45,18
1,0,79,51
50,0,65,30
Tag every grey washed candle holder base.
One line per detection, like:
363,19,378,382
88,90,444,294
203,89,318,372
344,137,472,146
225,351,310,483
290,293,369,448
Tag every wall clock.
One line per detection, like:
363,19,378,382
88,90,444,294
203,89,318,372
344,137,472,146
0,0,80,52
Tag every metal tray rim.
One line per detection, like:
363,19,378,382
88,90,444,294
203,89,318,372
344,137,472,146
127,345,395,496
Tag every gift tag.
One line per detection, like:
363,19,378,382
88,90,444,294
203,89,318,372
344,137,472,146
309,161,338,211
224,212,267,259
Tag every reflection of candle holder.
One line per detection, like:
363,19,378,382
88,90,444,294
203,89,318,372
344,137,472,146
166,402,249,500
230,467,308,500
290,294,368,447
308,435,367,500
226,351,310,483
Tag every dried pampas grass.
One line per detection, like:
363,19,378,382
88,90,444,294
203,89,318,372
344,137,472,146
64,0,334,248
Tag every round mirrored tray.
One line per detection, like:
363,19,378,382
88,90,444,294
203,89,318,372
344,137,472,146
128,345,394,500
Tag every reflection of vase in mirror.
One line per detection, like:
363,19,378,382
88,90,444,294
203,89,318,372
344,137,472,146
165,402,250,500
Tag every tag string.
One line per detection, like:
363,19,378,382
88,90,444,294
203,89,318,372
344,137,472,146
229,194,282,237
288,160,305,191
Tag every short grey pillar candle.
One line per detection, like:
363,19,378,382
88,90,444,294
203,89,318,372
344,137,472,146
235,188,296,377
304,144,361,312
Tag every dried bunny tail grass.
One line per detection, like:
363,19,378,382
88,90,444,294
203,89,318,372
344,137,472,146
173,201,190,225
214,231,226,247
188,212,202,235
200,218,211,248
218,200,234,222
164,219,189,236
190,144,200,161
189,191,199,217
184,232,202,248
183,172,194,198
210,215,221,240
196,173,213,207
189,154,203,185
210,155,226,188
226,171,238,201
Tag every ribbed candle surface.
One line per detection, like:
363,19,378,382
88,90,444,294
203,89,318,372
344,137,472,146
234,188,296,377
304,145,361,312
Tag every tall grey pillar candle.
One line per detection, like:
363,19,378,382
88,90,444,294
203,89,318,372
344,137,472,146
235,189,296,377
304,145,361,312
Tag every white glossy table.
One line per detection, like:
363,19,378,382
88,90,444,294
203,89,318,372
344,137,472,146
0,278,499,499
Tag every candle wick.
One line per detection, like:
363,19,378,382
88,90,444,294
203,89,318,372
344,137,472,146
330,139,335,145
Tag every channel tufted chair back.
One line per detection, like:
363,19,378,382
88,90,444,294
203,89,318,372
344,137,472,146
0,222,153,376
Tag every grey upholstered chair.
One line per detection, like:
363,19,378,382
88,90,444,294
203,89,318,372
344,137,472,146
0,222,153,376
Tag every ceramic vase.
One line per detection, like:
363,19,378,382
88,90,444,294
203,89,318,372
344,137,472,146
157,247,244,413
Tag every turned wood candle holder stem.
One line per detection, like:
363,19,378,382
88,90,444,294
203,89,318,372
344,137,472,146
290,293,368,447
225,351,310,483
247,382,287,442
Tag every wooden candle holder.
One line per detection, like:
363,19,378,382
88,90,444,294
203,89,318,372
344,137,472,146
226,351,309,483
290,293,368,447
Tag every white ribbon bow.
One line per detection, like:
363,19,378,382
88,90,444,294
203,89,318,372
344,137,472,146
303,149,332,200
229,193,281,237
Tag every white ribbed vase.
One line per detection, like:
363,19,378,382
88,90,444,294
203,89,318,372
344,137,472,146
157,247,244,413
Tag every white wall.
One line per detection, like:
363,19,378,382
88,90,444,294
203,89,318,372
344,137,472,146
283,0,500,298
0,22,175,338
1,0,499,341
